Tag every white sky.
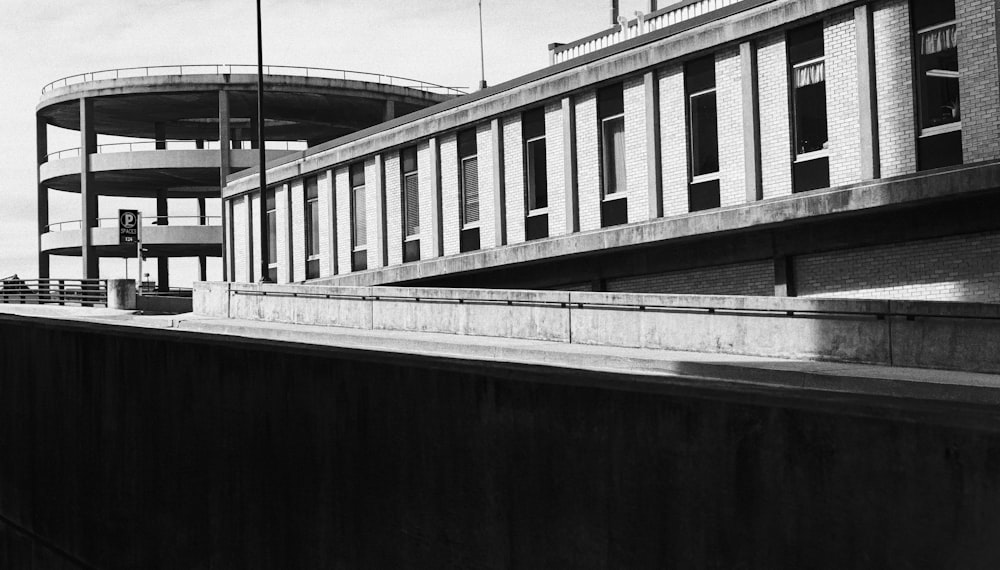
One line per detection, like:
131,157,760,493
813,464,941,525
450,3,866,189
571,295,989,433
0,0,649,285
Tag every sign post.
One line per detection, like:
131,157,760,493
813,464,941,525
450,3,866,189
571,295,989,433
119,209,141,294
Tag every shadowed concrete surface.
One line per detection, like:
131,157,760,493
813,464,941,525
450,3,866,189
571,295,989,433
2,306,1000,568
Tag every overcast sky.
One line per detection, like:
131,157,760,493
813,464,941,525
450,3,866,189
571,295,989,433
0,0,648,283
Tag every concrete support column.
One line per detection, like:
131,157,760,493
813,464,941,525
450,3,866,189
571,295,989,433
198,197,207,281
774,255,795,297
249,119,259,150
219,90,233,280
156,190,169,292
383,100,396,122
36,116,49,279
491,118,507,246
561,97,579,233
324,170,338,276
644,71,663,218
373,155,388,268
154,122,167,150
740,41,763,202
855,4,880,180
80,98,99,279
428,137,443,257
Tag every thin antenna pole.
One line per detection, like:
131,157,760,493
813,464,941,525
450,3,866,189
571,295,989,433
256,0,271,282
478,0,487,89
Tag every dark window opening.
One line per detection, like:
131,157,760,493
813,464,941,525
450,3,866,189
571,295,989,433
305,176,319,279
523,107,548,211
265,187,277,276
401,146,420,238
598,84,626,198
458,129,480,230
686,56,719,179
788,22,828,156
912,0,960,170
350,162,367,271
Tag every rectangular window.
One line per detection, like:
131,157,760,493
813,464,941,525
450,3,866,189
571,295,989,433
912,0,961,169
265,187,277,282
304,176,319,279
788,22,830,192
598,84,626,197
401,146,420,238
523,107,548,211
458,129,479,228
350,162,367,271
685,57,721,212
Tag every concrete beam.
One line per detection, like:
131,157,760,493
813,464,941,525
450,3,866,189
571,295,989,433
219,90,232,280
644,71,663,218
740,41,762,202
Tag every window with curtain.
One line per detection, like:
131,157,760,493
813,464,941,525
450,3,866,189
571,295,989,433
917,22,959,131
265,187,277,282
788,22,828,157
598,83,627,196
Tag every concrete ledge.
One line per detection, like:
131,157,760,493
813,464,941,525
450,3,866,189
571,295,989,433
196,284,1000,374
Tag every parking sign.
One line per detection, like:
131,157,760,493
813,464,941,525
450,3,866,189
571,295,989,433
119,209,139,244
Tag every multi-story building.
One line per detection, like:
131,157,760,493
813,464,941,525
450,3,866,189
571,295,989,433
36,65,456,289
224,0,1000,303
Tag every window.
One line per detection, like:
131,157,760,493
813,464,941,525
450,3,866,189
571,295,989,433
598,84,626,197
458,129,479,228
523,108,548,211
912,0,961,169
685,57,721,211
788,22,830,192
350,162,367,271
401,146,420,263
265,187,277,282
304,176,319,279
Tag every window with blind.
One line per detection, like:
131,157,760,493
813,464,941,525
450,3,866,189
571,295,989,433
913,0,961,169
458,129,479,228
350,163,366,249
788,22,830,193
265,187,277,282
401,146,420,237
304,176,319,279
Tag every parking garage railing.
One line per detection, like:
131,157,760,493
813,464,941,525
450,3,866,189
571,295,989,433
0,278,108,307
41,64,467,96
45,216,222,233
44,140,308,162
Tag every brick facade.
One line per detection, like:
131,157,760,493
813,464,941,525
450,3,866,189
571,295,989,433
716,47,746,208
623,75,649,222
795,231,1000,303
384,151,403,267
318,170,334,277
417,140,437,261
233,195,248,283
659,64,688,217
334,167,352,275
502,115,525,244
544,102,566,235
958,0,1000,163
824,10,862,187
476,123,496,249
291,179,306,282
607,260,774,296
873,0,917,177
439,134,460,256
757,33,794,199
575,91,600,232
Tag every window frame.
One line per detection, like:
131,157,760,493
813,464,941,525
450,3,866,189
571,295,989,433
265,187,278,282
457,129,480,230
915,19,960,138
401,146,420,240
349,162,367,254
304,176,320,279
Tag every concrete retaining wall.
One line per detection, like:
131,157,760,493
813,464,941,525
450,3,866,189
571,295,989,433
195,282,1000,374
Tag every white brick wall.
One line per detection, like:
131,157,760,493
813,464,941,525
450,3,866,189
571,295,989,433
874,0,917,177
233,196,248,283
318,170,334,277
290,179,306,282
365,158,383,269
958,0,1000,162
384,151,403,266
659,64,688,216
575,91,601,231
335,167,352,274
503,115,525,244
824,10,862,187
607,260,774,295
440,134,460,256
476,123,496,249
624,75,649,222
417,140,437,260
716,47,746,207
757,32,793,199
249,193,260,283
275,184,288,284
795,231,1000,303
544,102,567,235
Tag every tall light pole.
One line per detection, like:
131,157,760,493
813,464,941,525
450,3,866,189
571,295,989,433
256,0,272,282
478,0,487,90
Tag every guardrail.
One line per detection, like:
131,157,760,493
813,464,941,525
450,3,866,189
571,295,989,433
195,283,1000,375
41,64,466,96
0,279,108,307
44,140,307,162
549,0,751,65
45,215,222,233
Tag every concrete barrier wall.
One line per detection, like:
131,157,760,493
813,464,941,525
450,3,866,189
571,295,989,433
195,282,1000,373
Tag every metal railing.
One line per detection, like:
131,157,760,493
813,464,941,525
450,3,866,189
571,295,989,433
45,215,222,233
44,140,308,162
41,64,466,96
550,0,751,65
0,278,108,307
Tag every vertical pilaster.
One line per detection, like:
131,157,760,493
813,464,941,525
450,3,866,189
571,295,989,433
156,190,169,291
491,118,506,246
36,116,49,279
644,71,663,218
367,155,387,268
740,41,763,201
562,96,579,233
774,255,795,297
154,122,166,150
856,4,880,180
428,137,444,257
323,170,338,276
80,98,99,279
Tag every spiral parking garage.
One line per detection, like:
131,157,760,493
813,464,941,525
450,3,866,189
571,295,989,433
36,64,457,290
